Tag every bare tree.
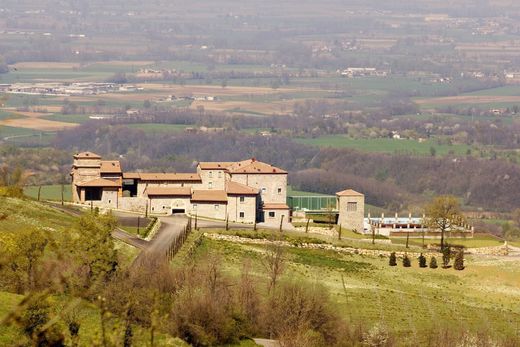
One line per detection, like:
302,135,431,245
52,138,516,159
262,238,285,292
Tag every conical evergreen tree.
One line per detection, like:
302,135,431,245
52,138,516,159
403,254,411,267
442,245,451,268
418,253,427,268
430,256,438,269
389,252,397,266
454,249,465,271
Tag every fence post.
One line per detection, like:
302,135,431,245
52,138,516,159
305,218,310,233
37,186,41,201
279,214,284,233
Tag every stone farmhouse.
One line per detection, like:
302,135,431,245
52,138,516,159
71,152,291,224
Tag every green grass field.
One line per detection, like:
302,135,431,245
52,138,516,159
195,232,520,344
126,123,190,133
42,113,92,124
295,136,472,156
24,185,72,202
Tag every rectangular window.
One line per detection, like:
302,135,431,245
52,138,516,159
218,171,221,178
208,182,213,189
261,188,267,194
214,204,219,210
239,212,245,218
347,202,357,212
239,196,245,203
209,171,213,178
277,188,282,195
193,204,197,210
268,211,275,218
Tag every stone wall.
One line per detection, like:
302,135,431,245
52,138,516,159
227,195,257,223
118,197,148,213
337,194,365,233
192,202,228,220
231,173,287,204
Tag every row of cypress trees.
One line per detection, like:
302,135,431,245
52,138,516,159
389,249,465,270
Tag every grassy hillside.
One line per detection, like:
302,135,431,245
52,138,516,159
193,229,520,345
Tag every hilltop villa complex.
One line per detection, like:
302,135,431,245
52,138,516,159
70,152,473,238
71,152,293,224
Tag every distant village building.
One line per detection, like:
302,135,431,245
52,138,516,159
71,152,290,224
339,68,387,78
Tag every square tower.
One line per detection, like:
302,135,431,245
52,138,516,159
336,189,365,233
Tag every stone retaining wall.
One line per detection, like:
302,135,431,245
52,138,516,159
204,233,441,258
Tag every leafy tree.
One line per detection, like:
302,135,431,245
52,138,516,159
425,195,464,251
402,254,411,267
75,212,118,289
389,252,397,266
418,253,427,268
429,257,438,269
454,249,465,271
19,295,65,346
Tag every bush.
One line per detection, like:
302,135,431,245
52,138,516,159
430,257,438,269
389,252,397,266
418,254,427,268
402,254,411,267
454,249,465,271
264,281,343,347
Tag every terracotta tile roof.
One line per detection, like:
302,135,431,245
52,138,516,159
191,190,228,203
336,189,364,197
226,181,259,195
146,187,192,196
74,151,101,159
198,162,235,170
137,173,202,181
77,178,120,188
227,158,287,174
263,203,290,210
123,172,141,179
100,161,122,174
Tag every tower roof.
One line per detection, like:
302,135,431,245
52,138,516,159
74,151,101,159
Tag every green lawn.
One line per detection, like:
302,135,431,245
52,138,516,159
126,123,190,133
391,233,504,248
295,136,472,156
24,185,72,202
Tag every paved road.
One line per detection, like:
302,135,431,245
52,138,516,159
134,215,188,263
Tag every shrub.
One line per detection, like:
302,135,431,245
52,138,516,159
362,323,394,347
418,253,427,268
402,254,411,267
389,252,397,266
430,257,438,269
454,249,465,271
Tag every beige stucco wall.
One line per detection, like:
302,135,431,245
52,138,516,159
79,188,118,209
137,181,203,197
191,202,228,220
227,195,257,223
263,209,290,224
149,197,190,214
118,197,148,213
198,169,227,190
337,195,365,233
230,173,287,204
